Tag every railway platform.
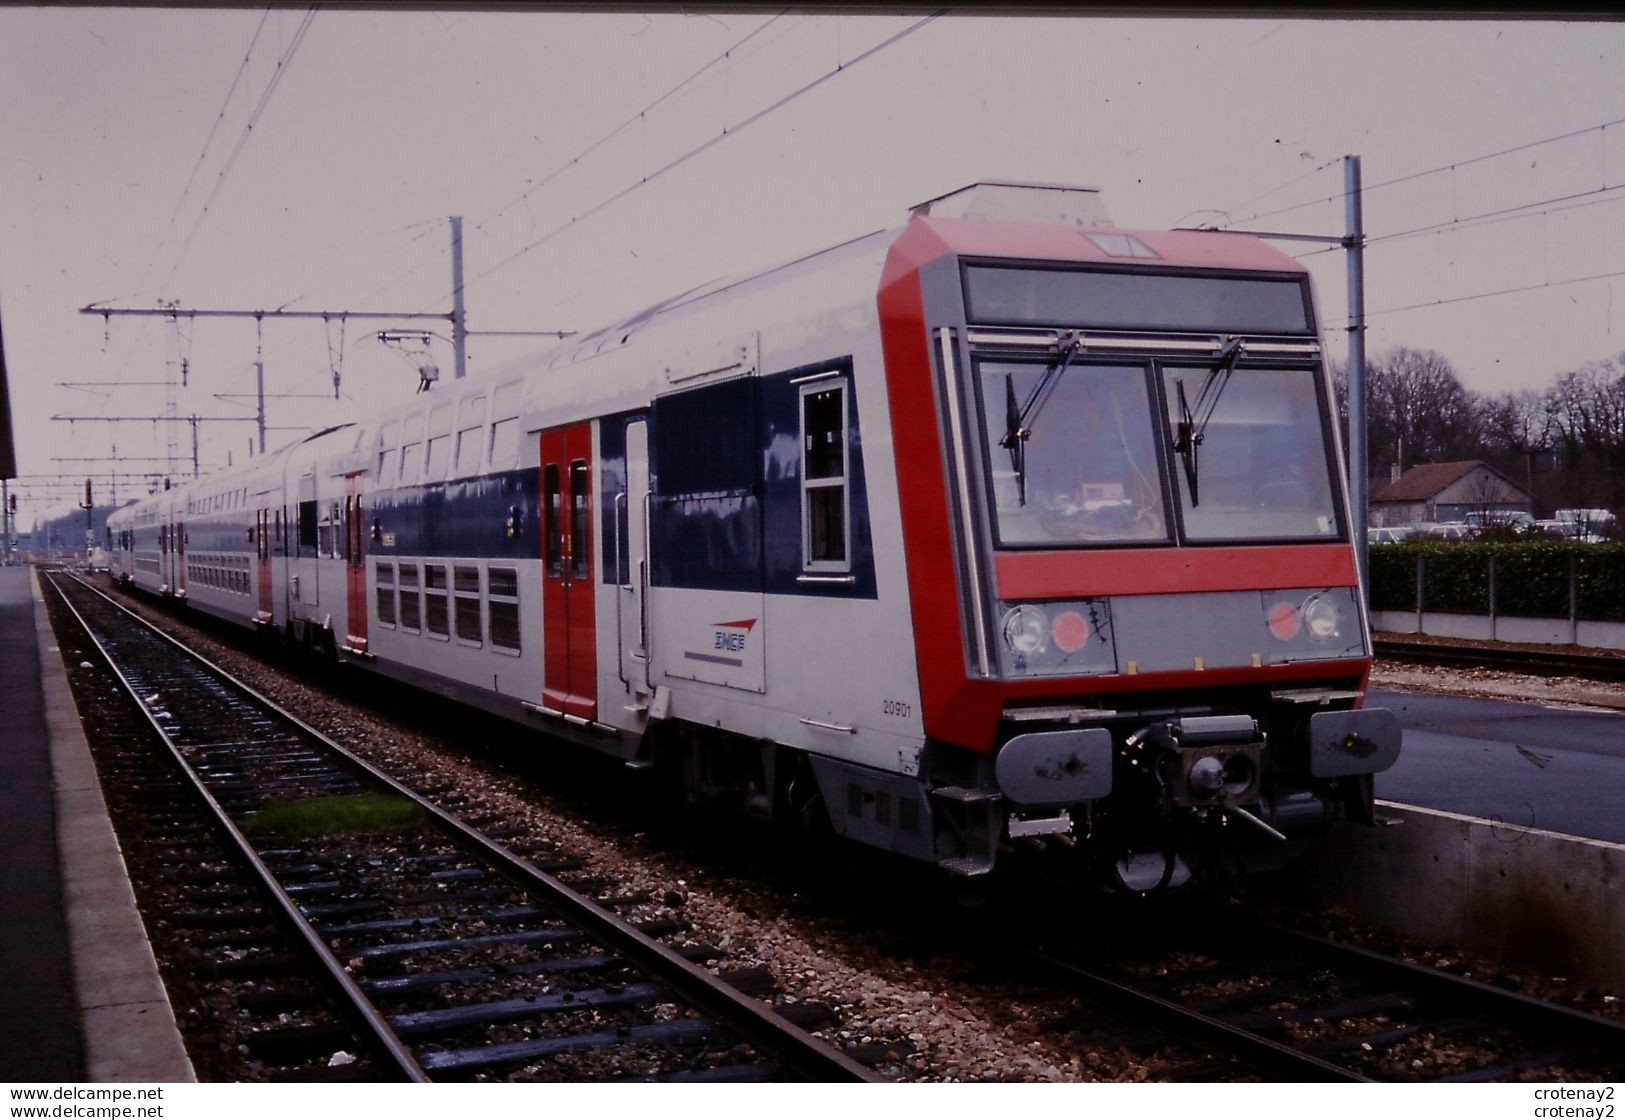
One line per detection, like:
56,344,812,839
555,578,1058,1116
0,565,192,1082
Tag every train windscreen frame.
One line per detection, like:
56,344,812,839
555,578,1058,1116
963,264,1313,334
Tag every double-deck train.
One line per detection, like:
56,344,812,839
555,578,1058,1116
108,182,1400,891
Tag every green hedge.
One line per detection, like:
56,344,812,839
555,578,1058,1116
1368,546,1418,612
1367,540,1625,621
1578,547,1625,622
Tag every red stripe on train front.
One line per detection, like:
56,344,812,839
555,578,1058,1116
994,544,1357,600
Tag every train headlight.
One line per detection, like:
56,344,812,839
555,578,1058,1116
1001,605,1049,655
1258,587,1363,664
1266,599,1301,641
1302,594,1340,641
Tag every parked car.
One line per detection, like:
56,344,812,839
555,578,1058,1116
1537,519,1611,543
1366,526,1415,544
1416,521,1471,541
1463,510,1536,533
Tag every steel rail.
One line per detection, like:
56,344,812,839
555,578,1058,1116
1028,947,1369,1082
1257,921,1625,1050
46,571,428,1082
1034,916,1625,1084
57,571,876,1083
1374,638,1625,684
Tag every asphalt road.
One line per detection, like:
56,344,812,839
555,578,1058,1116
1369,688,1625,844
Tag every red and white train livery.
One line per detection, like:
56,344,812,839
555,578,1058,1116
110,182,1400,890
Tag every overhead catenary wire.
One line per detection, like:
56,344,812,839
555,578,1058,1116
481,11,792,233
1291,183,1625,261
440,11,945,308
345,11,796,313
99,7,320,468
1223,115,1625,231
135,7,274,302
156,6,320,297
1318,267,1625,329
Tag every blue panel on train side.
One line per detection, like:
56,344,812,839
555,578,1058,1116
648,365,875,598
758,364,876,599
366,468,539,560
650,377,763,593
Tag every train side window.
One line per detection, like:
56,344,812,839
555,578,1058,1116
425,403,453,481
424,563,450,638
488,383,522,470
455,395,487,476
398,562,422,632
488,565,521,652
377,422,399,486
454,566,482,645
399,413,425,483
375,562,396,627
544,465,563,578
800,380,850,571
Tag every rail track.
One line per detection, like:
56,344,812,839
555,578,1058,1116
1374,636,1625,683
1032,915,1625,1082
46,570,874,1083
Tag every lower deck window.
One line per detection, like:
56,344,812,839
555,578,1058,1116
454,566,482,644
488,565,520,651
398,563,421,631
376,561,396,626
425,564,449,638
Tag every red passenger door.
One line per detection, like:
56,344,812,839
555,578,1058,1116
176,516,186,597
255,496,273,624
541,424,597,719
344,473,368,653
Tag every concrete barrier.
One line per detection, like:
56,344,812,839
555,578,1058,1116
1373,609,1625,651
1272,801,1624,992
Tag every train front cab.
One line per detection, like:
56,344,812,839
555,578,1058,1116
870,188,1401,889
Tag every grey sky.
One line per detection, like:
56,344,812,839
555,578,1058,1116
3,9,1623,520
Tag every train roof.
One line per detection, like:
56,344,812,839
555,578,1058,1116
523,214,1303,383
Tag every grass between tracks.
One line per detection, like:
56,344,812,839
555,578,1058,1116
246,793,428,839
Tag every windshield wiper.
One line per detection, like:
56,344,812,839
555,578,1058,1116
1171,336,1244,506
1000,332,1083,506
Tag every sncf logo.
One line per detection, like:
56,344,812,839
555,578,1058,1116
712,617,757,653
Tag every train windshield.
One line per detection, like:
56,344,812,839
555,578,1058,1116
977,360,1170,546
1160,365,1340,542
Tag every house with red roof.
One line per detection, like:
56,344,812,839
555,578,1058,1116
1369,460,1531,528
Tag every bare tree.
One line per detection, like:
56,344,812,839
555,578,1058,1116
1478,387,1555,509
1547,353,1625,514
1337,347,1482,481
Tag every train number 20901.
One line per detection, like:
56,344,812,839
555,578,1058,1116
882,699,913,719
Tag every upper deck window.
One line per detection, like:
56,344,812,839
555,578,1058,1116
963,265,1312,334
